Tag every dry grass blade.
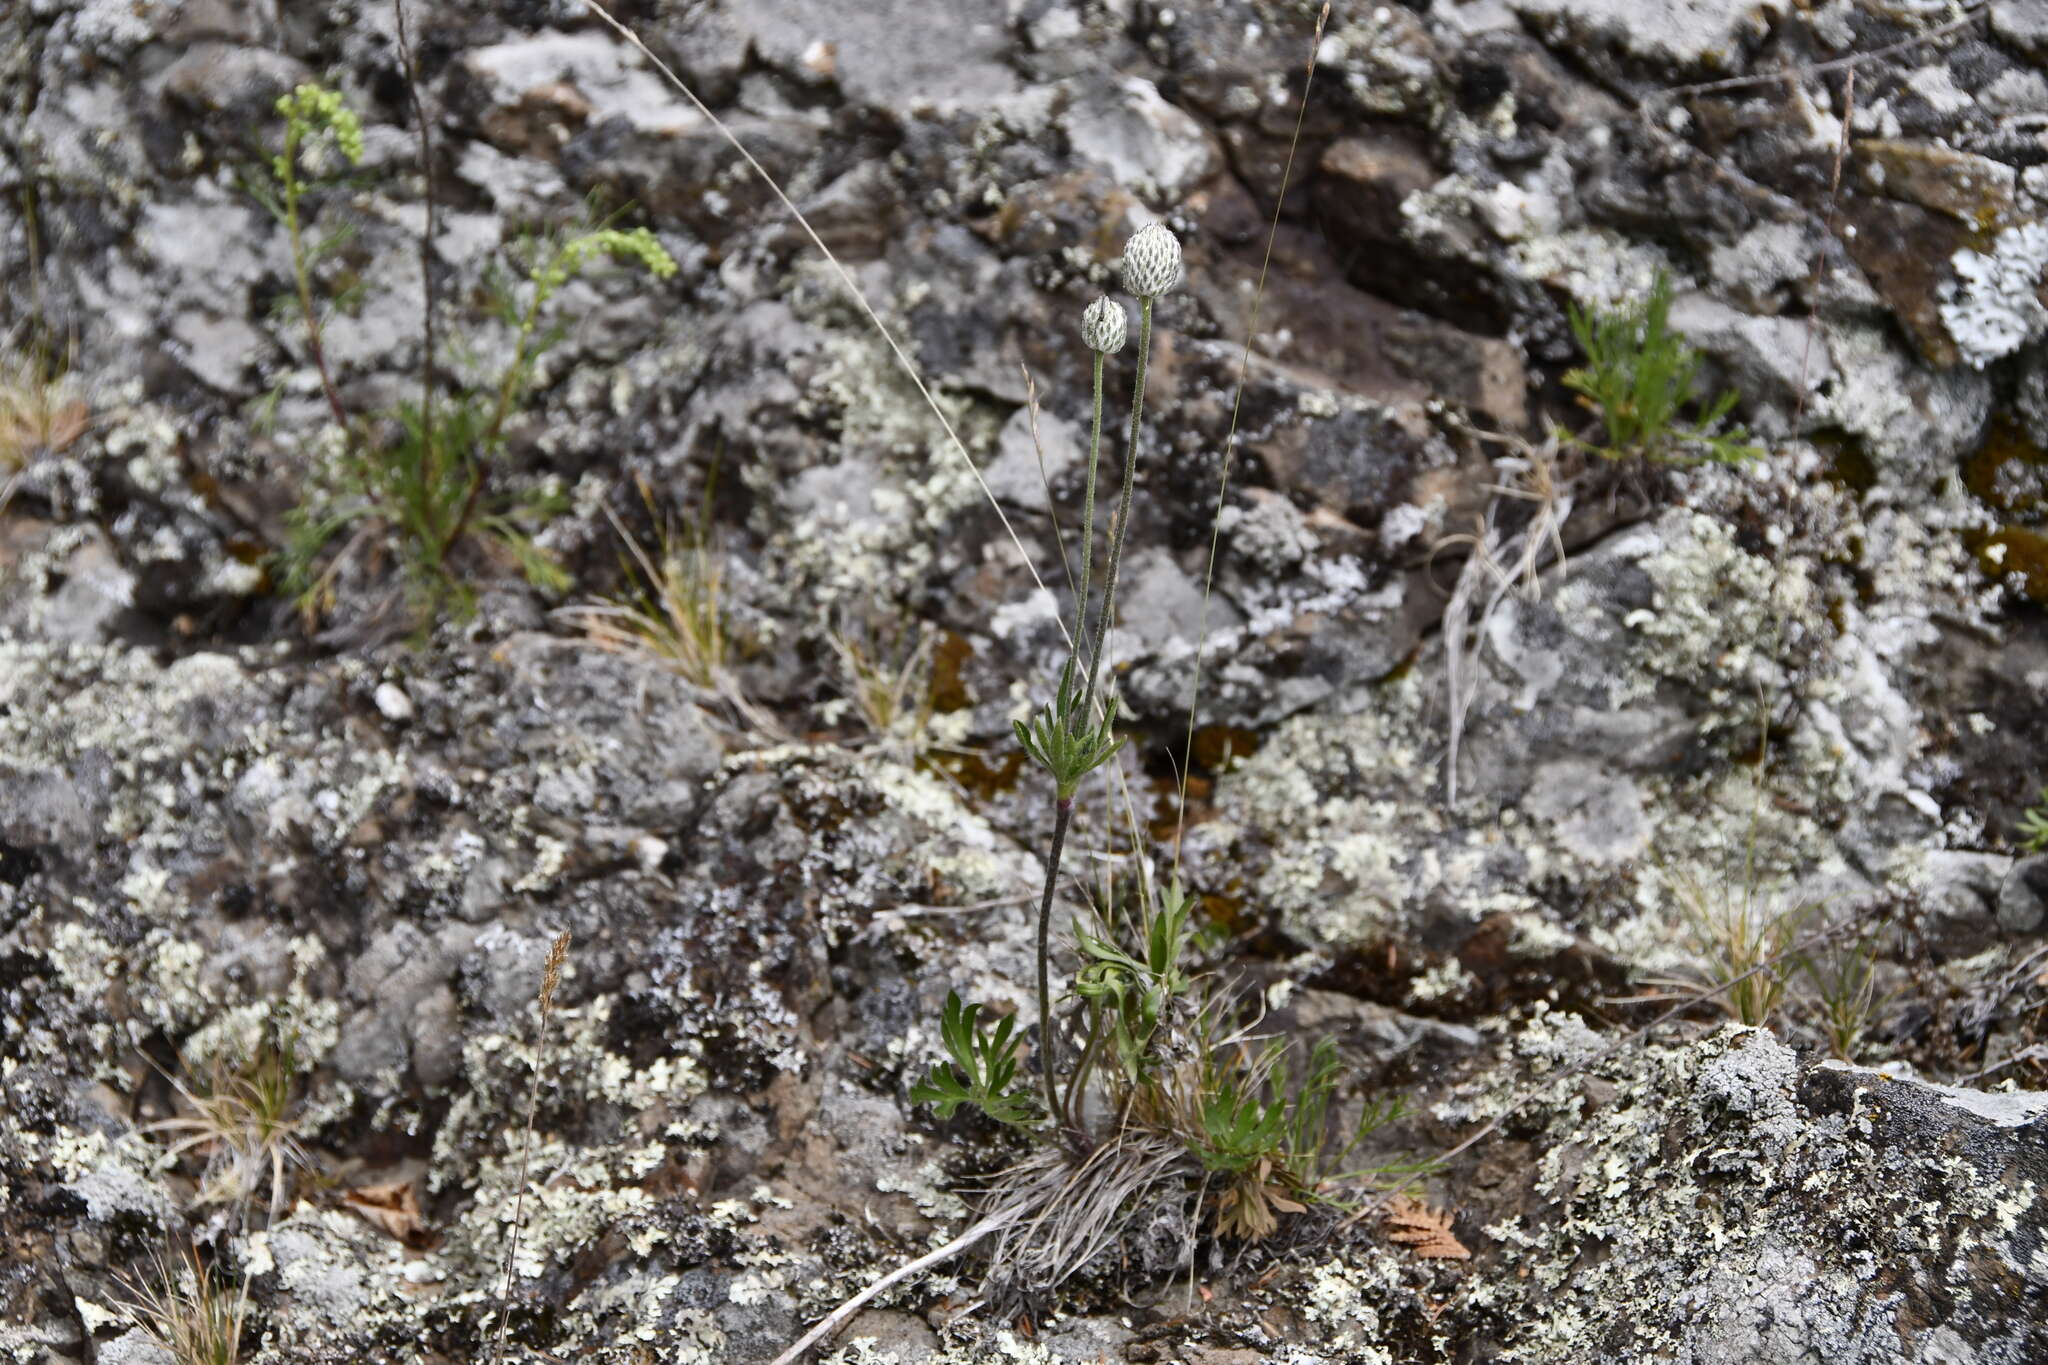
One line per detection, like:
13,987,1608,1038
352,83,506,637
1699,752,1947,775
981,1133,1194,1293
559,495,788,742
567,500,726,690
117,1244,249,1365
1636,867,1816,1029
1435,432,1573,806
142,1044,311,1227
0,337,91,515
827,616,937,756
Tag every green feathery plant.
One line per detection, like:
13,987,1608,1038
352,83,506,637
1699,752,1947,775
259,83,678,627
910,991,1041,1128
1189,1034,1411,1242
1562,269,1761,465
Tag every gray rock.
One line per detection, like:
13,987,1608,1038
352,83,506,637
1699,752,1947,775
1997,854,2048,933
1510,0,1788,70
726,0,1018,111
1920,851,2012,957
984,403,1080,507
1992,0,2048,57
1060,73,1221,201
97,1331,176,1365
153,41,308,121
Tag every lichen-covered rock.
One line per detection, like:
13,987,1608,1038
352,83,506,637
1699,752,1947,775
8,0,2048,1361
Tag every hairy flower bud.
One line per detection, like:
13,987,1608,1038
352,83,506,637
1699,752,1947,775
1081,295,1127,354
1120,222,1183,299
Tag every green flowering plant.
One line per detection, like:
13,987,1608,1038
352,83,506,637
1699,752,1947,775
259,84,679,627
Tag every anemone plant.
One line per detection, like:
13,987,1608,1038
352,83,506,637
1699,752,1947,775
939,223,1181,1140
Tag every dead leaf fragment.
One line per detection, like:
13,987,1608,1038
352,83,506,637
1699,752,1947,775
1384,1195,1471,1260
344,1179,435,1250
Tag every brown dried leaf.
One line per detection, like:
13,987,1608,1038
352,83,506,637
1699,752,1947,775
1384,1195,1470,1260
343,1179,434,1249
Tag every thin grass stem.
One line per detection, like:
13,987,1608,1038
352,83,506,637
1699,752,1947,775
570,0,1065,643
1171,2,1329,874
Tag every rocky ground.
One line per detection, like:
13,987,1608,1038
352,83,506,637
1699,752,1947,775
4,0,2048,1361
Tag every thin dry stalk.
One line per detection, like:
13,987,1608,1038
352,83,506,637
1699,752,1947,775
1434,433,1573,806
117,1244,248,1365
1644,6,1983,103
487,931,570,1365
768,1207,1021,1365
392,0,439,462
569,0,1063,643
1172,2,1331,875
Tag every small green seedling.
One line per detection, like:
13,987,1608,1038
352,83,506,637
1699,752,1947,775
909,991,1042,1129
1071,877,1194,1086
1562,270,1761,465
2017,788,2048,853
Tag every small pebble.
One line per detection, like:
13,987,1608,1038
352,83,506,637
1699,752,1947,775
375,682,415,722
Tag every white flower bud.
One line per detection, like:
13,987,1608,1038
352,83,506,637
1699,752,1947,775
1081,295,1128,354
1120,222,1183,299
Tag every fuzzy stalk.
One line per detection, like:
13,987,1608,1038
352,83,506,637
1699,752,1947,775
1079,296,1154,723
1033,796,1076,1134
1074,350,1107,659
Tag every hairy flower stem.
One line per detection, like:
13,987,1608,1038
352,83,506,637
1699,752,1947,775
1034,795,1075,1137
1074,351,1106,663
1079,297,1154,724
1032,300,1156,1153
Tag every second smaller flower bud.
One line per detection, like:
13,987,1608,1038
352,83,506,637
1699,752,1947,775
1081,295,1128,354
